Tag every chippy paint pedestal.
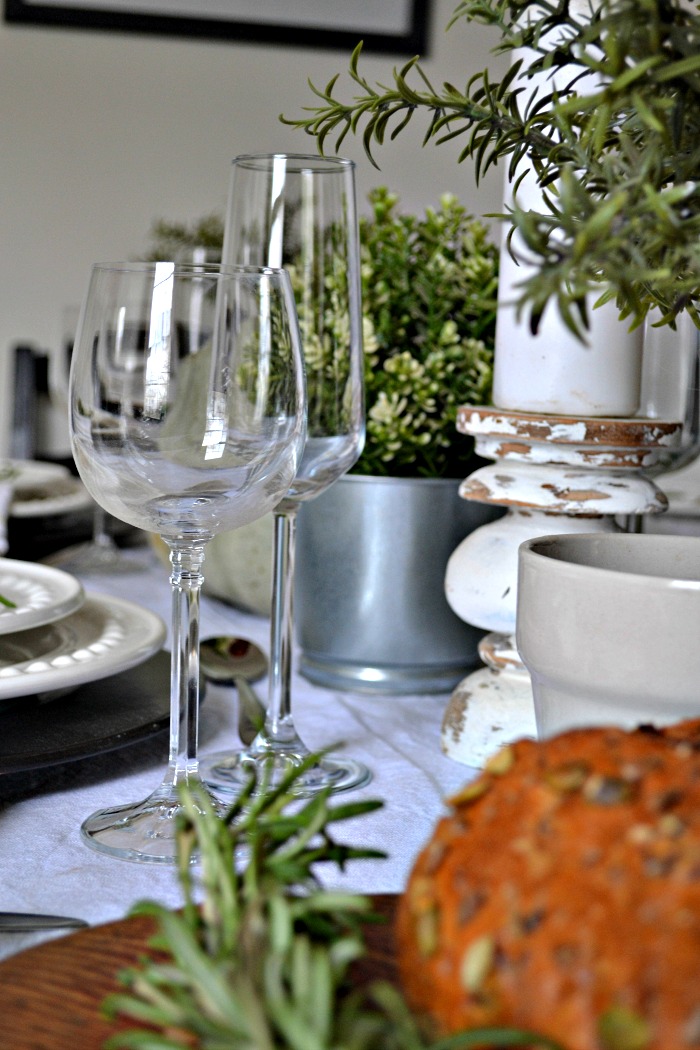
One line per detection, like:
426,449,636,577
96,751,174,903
441,406,681,766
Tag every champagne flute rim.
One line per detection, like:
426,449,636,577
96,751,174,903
230,152,355,175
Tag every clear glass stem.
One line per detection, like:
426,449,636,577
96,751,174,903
261,504,307,754
168,543,206,784
80,540,213,862
200,501,371,797
91,506,115,550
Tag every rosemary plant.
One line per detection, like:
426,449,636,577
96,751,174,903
103,759,564,1050
283,0,700,338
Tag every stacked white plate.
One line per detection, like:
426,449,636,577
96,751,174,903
0,558,166,702
4,459,93,520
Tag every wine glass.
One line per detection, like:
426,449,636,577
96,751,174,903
46,317,143,575
70,260,306,863
200,153,369,797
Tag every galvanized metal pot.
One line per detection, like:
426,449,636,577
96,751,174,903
294,474,501,694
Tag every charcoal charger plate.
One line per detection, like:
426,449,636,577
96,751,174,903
0,649,177,774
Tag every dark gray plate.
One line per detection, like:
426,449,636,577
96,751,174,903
0,650,174,773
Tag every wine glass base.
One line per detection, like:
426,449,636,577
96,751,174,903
201,749,371,799
80,783,223,864
46,541,143,575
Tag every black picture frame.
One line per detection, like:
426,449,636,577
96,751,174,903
4,0,431,54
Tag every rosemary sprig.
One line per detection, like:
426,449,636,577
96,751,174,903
283,0,700,338
103,759,566,1050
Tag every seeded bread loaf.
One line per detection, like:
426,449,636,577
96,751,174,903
396,721,700,1050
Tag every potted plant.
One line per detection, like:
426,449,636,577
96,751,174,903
144,213,224,260
144,194,503,696
353,186,496,477
293,186,503,694
145,189,498,473
284,0,700,734
145,188,498,476
285,0,700,340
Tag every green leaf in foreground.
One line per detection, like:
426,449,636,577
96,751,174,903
103,760,567,1050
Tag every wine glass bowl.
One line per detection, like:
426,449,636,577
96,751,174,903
70,261,306,862
201,153,369,797
72,263,303,540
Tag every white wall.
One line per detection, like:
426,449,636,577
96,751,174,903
0,0,507,456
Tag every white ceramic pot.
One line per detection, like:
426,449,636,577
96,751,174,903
492,287,644,416
516,532,700,738
492,44,644,417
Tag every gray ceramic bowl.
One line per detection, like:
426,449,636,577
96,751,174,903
516,532,700,738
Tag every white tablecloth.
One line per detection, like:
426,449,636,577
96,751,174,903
0,544,477,962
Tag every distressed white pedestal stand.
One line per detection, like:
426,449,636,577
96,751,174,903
441,406,681,767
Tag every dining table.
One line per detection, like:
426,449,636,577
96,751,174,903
0,537,479,979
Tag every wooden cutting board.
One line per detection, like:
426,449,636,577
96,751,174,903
0,894,399,1049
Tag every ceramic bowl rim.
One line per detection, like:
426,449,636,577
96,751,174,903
519,531,700,591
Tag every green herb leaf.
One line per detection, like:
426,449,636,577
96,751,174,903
283,0,700,336
104,762,564,1050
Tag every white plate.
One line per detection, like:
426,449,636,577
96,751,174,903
10,476,93,519
0,460,68,487
0,559,85,635
1,460,93,519
0,593,166,700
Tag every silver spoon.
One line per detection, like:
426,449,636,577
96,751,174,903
200,636,267,745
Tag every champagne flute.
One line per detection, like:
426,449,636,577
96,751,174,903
70,260,305,863
201,153,369,797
